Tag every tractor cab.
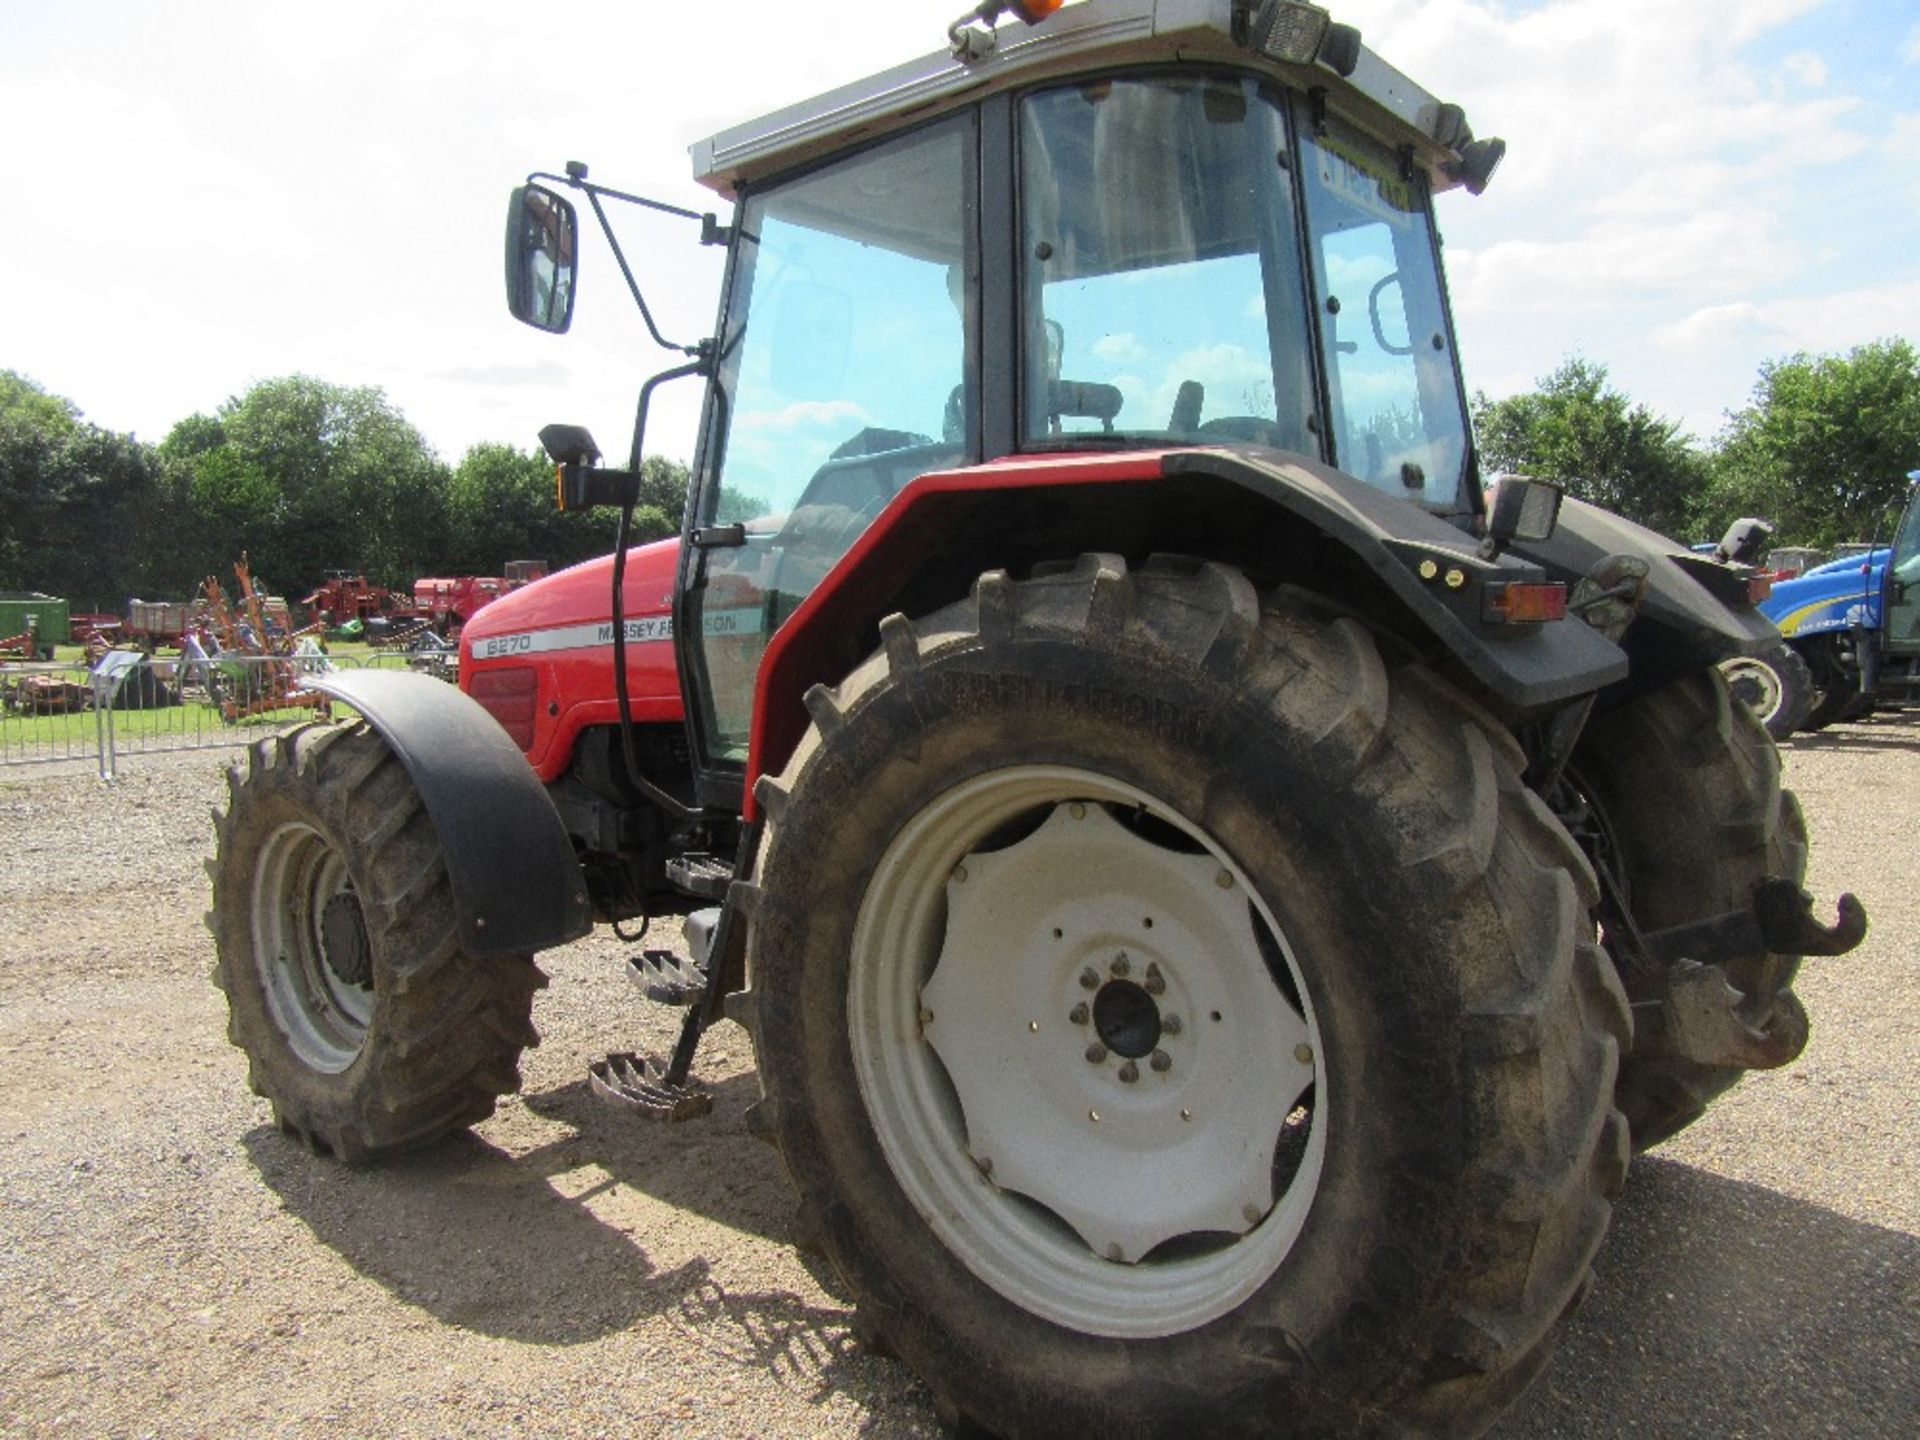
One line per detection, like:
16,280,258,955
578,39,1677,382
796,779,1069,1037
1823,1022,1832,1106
509,0,1524,803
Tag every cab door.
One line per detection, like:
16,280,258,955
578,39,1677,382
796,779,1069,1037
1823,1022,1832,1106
676,115,978,806
1883,480,1920,656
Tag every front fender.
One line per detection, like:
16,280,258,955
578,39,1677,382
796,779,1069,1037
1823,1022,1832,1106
308,668,591,958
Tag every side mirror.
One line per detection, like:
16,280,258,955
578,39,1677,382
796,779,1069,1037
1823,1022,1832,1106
505,184,578,333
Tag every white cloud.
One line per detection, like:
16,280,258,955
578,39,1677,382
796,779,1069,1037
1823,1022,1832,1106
1654,280,1920,357
1782,50,1829,87
1905,22,1920,64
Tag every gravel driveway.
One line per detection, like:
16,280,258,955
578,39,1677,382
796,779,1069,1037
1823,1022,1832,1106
1,713,1914,1439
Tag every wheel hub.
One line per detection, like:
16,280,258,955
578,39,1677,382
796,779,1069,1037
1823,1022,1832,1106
1092,976,1160,1058
320,892,372,989
918,799,1315,1264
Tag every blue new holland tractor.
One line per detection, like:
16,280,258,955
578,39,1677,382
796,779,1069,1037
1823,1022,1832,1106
1725,470,1920,737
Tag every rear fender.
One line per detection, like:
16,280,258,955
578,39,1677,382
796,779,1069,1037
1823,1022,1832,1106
308,669,591,958
741,446,1631,816
1507,497,1782,699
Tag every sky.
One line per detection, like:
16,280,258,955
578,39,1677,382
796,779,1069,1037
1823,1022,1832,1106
1,0,1914,468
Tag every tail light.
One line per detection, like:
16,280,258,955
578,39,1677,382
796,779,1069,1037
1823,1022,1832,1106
1483,582,1568,625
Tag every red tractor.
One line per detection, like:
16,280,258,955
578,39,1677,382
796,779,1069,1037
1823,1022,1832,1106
208,4,1863,1435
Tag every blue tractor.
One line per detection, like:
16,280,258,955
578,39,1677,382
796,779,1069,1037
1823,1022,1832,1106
1725,470,1920,735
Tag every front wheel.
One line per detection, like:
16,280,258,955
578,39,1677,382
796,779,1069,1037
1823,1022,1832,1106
209,722,545,1159
744,556,1630,1438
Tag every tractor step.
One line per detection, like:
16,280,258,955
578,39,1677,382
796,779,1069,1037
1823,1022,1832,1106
587,1052,712,1122
666,851,733,900
625,948,709,1005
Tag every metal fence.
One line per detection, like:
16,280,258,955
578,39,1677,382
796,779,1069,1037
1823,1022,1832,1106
0,649,456,779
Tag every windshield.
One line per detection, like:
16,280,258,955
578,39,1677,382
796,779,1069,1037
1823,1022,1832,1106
1297,116,1469,506
1020,76,1315,456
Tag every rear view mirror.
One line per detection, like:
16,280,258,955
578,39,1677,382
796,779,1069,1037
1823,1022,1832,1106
505,184,578,333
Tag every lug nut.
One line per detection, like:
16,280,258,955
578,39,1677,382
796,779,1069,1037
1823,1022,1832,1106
1111,954,1131,978
1079,967,1100,990
1117,1060,1139,1084
1068,1003,1089,1025
1162,1014,1182,1035
1144,962,1164,995
1150,1049,1171,1072
1243,1204,1263,1226
1085,1042,1108,1064
1215,868,1234,889
1295,1044,1314,1065
974,1154,994,1177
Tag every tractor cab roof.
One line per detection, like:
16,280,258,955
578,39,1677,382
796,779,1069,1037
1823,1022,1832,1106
690,0,1499,200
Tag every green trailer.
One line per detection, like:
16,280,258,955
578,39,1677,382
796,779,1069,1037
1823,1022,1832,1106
0,593,71,659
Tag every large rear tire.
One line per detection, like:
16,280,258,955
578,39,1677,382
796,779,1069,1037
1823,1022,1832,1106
743,556,1630,1438
1572,672,1807,1150
210,722,545,1161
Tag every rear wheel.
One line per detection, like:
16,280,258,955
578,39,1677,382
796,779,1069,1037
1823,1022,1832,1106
1572,672,1807,1150
210,722,544,1160
744,556,1629,1438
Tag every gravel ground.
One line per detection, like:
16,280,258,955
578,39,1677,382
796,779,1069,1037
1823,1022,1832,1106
0,713,1913,1439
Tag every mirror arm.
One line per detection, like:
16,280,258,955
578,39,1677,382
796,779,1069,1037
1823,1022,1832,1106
584,186,701,356
527,166,722,357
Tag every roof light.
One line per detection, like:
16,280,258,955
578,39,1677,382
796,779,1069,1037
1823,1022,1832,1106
1250,2,1332,66
949,0,1062,61
1480,474,1562,559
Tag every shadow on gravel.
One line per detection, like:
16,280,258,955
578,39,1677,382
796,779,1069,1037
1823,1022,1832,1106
247,1110,1916,1438
1495,1156,1919,1438
1783,717,1920,755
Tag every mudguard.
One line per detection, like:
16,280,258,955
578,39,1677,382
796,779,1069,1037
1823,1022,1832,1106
740,447,1632,811
1508,497,1778,663
307,668,591,959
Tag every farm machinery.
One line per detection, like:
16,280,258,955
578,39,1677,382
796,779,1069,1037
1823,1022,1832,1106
1722,470,1920,737
206,4,1866,1435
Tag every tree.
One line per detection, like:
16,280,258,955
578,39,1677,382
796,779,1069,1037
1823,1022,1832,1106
0,371,163,608
443,445,685,575
1472,358,1708,541
157,376,451,597
1701,339,1920,551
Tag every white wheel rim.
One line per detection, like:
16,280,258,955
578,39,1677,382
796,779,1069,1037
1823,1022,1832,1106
847,766,1325,1338
252,821,373,1072
1720,656,1784,726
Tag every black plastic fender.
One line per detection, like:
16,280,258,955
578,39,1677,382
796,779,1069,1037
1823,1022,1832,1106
307,668,592,959
1167,449,1633,709
1509,497,1779,671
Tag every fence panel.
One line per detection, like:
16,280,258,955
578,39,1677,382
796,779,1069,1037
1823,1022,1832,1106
1,648,458,778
